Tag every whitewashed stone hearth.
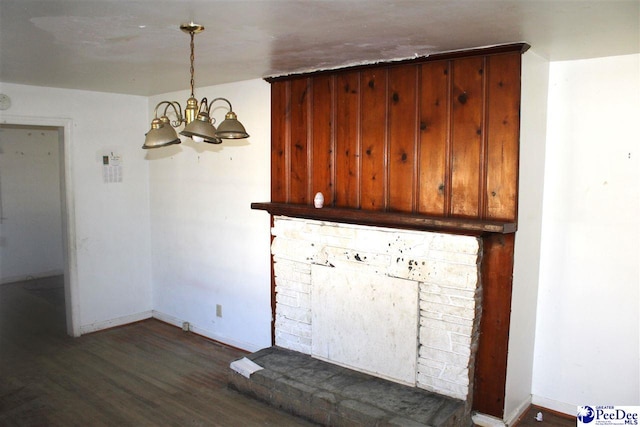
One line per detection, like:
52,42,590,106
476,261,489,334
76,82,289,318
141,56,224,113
271,216,482,402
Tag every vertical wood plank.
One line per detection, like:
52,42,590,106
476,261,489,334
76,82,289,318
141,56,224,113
473,233,515,418
311,75,335,206
289,78,311,204
485,53,521,221
334,71,361,208
388,65,419,213
360,68,388,211
417,61,449,216
270,81,289,202
450,57,484,218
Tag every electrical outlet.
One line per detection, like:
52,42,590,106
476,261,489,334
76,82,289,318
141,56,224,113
216,304,222,318
182,322,190,332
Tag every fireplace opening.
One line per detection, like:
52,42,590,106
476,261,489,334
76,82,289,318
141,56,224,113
312,265,420,386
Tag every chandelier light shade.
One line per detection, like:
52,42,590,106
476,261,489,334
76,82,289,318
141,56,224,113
142,23,249,149
180,97,222,144
215,110,250,139
143,102,183,148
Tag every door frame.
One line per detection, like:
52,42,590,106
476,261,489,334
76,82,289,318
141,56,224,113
1,115,79,336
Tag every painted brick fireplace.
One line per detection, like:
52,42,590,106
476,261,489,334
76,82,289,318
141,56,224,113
271,216,482,403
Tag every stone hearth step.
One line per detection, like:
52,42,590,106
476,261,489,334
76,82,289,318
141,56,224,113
228,346,469,427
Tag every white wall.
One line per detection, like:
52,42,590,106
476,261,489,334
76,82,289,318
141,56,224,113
0,82,153,334
532,54,640,413
0,127,64,282
148,79,272,351
504,49,550,423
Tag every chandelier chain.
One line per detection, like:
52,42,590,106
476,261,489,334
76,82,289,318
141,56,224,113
189,31,196,98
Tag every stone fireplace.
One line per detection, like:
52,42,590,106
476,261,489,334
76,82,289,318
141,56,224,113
271,216,482,403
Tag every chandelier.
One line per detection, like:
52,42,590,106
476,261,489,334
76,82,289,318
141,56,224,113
143,23,249,149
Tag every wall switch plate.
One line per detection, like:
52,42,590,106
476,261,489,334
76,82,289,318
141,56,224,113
216,304,222,318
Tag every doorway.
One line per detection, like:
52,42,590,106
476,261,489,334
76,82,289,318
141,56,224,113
0,118,78,336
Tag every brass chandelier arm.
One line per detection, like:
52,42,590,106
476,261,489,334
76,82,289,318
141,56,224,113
153,101,184,127
189,97,234,117
195,97,216,124
206,97,234,113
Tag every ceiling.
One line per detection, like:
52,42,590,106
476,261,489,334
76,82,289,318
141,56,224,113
0,0,638,97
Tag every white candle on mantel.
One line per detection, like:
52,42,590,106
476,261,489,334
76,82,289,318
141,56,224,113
314,192,324,208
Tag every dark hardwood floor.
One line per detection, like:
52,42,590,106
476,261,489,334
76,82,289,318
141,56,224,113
0,276,316,426
513,405,575,427
1,276,577,427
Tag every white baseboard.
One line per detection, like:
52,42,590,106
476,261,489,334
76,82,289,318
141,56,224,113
151,310,189,332
504,395,533,425
473,395,574,426
1,269,64,285
80,310,153,335
151,310,264,353
75,309,265,353
531,395,575,416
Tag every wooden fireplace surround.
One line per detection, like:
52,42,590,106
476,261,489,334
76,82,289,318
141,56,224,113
252,42,529,418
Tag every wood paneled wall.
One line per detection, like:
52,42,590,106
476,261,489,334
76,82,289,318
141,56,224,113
266,44,527,419
270,46,522,224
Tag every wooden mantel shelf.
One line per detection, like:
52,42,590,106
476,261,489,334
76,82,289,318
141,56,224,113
251,202,517,235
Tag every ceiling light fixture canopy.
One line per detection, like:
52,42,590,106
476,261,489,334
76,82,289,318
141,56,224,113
143,23,249,149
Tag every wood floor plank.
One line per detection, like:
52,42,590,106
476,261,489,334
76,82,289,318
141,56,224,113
1,277,317,426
